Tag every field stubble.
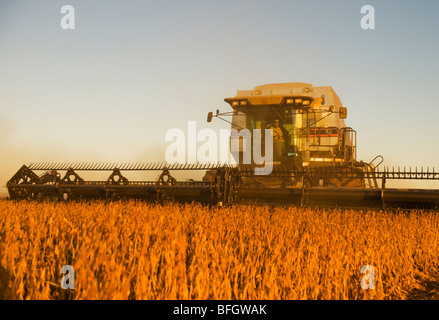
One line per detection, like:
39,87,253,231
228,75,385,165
0,200,439,300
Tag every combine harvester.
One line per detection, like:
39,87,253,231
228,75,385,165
7,83,439,209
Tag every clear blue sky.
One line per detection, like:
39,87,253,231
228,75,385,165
1,0,439,193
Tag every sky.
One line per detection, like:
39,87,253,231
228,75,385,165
1,0,439,195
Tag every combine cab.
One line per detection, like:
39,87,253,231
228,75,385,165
7,83,439,209
212,82,370,189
